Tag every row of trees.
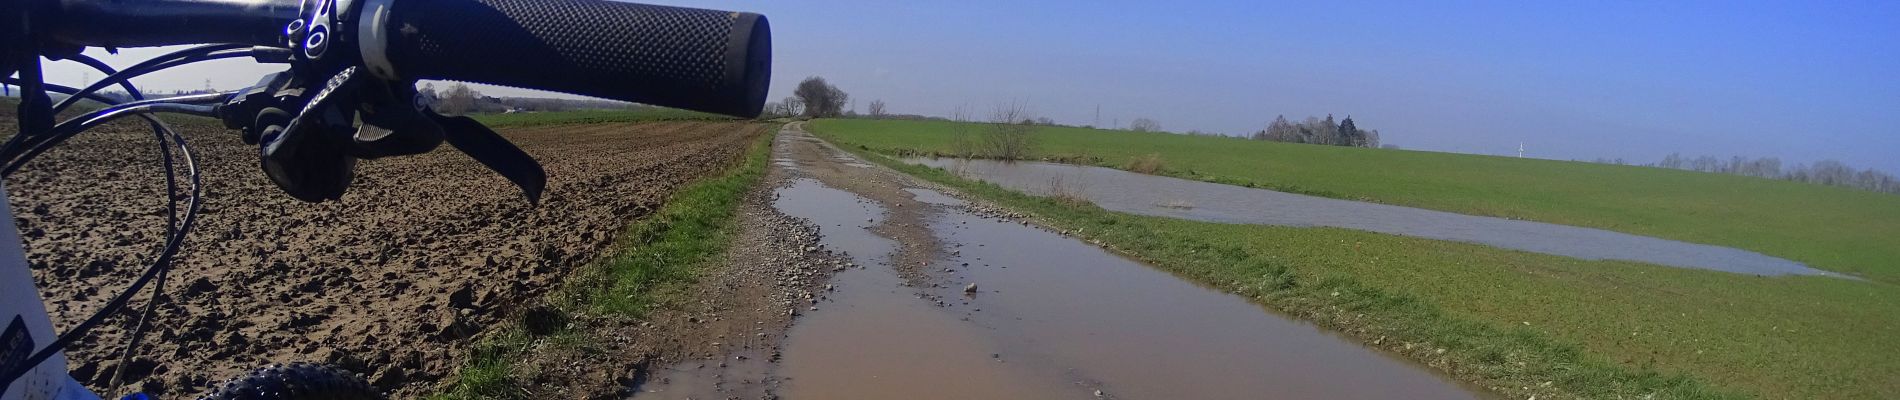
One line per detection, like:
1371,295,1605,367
1642,154,1900,194
757,78,1389,153
1252,114,1380,148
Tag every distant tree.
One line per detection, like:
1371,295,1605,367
1261,115,1297,142
1640,154,1897,195
1338,116,1365,146
1658,153,1685,169
777,96,804,117
1250,114,1377,147
867,99,887,118
1380,144,1401,150
437,83,480,115
1035,117,1056,125
1811,160,1853,185
1689,156,1720,172
949,104,972,123
1129,118,1161,132
1319,114,1339,145
793,76,849,117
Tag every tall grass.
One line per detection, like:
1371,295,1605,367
1124,153,1165,174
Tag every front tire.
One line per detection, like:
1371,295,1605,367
196,362,381,400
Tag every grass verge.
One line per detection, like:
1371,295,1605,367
809,119,1900,283
429,125,775,399
824,138,1900,400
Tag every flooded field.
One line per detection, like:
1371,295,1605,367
907,158,1840,278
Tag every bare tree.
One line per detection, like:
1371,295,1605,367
778,96,804,117
981,101,1037,160
867,99,887,119
794,76,848,117
1129,118,1161,132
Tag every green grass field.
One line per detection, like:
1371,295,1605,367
470,107,734,128
808,119,1900,284
814,121,1900,399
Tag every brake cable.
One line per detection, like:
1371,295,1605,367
57,53,187,397
0,46,260,169
0,88,207,391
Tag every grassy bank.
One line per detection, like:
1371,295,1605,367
430,125,775,399
822,133,1900,399
809,119,1900,283
471,107,734,128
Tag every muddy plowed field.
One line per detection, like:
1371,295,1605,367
6,117,766,397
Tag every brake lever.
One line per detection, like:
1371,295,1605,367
220,0,547,204
354,75,545,204
428,111,546,204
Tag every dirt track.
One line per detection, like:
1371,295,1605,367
7,117,766,397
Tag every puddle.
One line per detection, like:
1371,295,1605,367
932,211,1481,399
909,157,1839,278
636,352,773,399
769,178,1479,399
771,178,1085,399
902,187,966,206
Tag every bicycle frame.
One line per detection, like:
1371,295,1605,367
0,184,97,400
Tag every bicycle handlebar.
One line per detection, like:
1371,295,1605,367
45,0,302,48
380,0,771,117
37,0,772,118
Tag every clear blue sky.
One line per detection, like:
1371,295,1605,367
29,0,1900,171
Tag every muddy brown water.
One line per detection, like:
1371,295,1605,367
772,178,1079,398
907,157,1842,278
767,132,1483,399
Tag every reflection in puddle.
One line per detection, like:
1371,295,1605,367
909,157,1839,278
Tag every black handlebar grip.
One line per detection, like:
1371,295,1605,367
381,0,771,118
